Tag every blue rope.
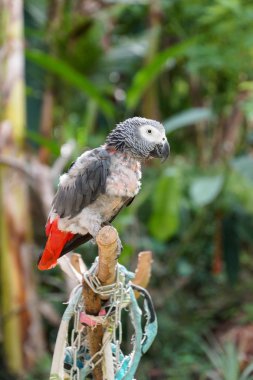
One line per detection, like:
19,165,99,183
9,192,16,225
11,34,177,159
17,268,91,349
62,285,82,322
63,266,157,380
115,287,142,380
114,284,158,380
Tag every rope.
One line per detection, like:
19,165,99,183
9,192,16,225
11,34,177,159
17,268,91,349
51,260,157,380
50,286,83,379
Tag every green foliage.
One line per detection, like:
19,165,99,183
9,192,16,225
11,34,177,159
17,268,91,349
149,167,181,241
127,38,195,110
26,50,114,118
232,156,253,183
203,341,253,380
189,175,224,207
19,0,253,379
164,107,214,134
222,212,240,284
26,130,61,155
25,355,51,380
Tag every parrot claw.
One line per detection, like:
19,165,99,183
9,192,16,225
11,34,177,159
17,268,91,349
102,221,112,227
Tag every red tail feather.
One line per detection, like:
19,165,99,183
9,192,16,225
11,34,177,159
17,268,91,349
38,218,74,270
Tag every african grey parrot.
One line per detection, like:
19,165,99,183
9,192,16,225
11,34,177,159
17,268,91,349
38,117,170,270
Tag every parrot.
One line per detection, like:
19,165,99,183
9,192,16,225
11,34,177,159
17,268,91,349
38,117,170,270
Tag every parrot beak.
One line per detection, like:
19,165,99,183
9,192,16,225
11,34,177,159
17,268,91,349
150,141,170,162
161,141,170,162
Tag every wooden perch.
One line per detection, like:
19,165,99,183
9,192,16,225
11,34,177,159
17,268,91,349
82,229,153,379
70,253,87,275
96,226,118,285
82,226,118,380
132,251,153,298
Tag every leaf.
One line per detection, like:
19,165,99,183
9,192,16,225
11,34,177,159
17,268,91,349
240,361,253,380
26,49,114,118
126,38,195,110
227,170,253,213
25,0,47,26
102,34,149,73
105,0,148,3
222,213,240,284
164,107,214,134
203,341,240,380
26,130,60,155
202,341,224,372
149,168,181,241
190,175,224,207
231,155,253,183
223,343,240,380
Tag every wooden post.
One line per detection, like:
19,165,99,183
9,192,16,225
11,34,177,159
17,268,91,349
82,226,118,380
132,251,153,298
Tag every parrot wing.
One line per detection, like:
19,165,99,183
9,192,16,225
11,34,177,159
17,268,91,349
38,147,111,270
52,147,111,219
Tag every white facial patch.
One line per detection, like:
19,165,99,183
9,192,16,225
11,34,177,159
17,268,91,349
139,124,166,144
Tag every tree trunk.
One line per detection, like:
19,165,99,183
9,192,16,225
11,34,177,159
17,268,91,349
141,0,161,120
0,0,45,375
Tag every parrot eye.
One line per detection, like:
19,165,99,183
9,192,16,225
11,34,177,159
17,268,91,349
147,129,152,134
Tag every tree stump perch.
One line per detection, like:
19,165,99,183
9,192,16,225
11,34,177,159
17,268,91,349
82,226,119,380
81,226,153,380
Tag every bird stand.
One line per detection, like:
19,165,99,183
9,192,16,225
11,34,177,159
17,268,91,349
50,226,157,380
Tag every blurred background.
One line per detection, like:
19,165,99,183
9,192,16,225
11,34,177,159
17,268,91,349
1,0,253,379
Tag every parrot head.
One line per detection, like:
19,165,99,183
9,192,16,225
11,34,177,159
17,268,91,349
106,117,170,161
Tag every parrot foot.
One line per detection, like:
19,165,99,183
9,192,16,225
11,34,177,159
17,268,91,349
101,221,112,227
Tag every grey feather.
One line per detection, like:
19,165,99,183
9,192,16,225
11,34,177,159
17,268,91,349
75,175,83,194
105,116,165,159
52,147,111,219
54,189,67,217
75,192,83,211
80,173,88,193
64,188,76,216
